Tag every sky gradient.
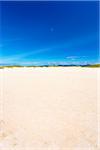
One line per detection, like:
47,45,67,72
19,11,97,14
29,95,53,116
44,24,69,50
0,1,99,65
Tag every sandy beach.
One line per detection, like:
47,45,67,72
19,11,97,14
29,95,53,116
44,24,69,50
0,67,99,150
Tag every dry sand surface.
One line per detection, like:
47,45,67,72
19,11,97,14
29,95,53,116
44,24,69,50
0,67,99,150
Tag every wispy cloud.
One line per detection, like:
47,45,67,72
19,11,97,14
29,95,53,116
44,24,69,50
65,56,91,65
2,38,23,42
0,33,97,65
0,47,52,64
66,56,88,59
66,56,78,59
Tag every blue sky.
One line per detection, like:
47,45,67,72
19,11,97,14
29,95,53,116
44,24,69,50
0,1,99,65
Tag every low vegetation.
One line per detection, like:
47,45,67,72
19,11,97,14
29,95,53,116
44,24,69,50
0,64,100,69
82,64,100,68
0,65,22,69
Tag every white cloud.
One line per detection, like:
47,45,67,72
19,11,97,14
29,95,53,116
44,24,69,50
66,56,88,59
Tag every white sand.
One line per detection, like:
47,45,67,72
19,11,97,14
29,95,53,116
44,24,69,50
0,67,99,150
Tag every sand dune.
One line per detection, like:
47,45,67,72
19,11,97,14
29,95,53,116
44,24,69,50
0,67,99,150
